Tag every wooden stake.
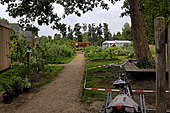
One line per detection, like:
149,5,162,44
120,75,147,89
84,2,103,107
168,18,170,110
155,17,167,113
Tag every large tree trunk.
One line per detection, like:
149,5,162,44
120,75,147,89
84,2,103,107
130,0,155,68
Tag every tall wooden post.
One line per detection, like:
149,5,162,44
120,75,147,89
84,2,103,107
155,17,167,113
168,18,170,110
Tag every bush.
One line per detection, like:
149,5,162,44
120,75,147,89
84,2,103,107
2,82,14,94
85,46,134,60
36,37,76,64
85,46,103,60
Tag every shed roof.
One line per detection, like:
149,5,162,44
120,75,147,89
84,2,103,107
103,40,131,44
0,23,10,29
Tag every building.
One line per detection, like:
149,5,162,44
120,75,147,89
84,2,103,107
10,23,35,47
10,23,23,34
102,40,131,49
24,30,35,47
0,23,11,72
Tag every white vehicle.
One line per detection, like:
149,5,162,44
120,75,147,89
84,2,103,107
102,40,131,49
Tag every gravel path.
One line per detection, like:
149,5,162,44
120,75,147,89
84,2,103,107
0,53,102,113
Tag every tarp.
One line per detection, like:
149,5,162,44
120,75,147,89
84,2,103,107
108,94,139,111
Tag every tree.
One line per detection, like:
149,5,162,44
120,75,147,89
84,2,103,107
0,17,9,25
103,23,112,40
74,23,82,42
130,0,155,67
122,22,132,40
97,23,103,46
87,24,93,44
116,31,123,40
57,23,67,38
82,23,87,33
1,0,155,67
10,32,29,64
1,0,111,28
143,0,170,44
67,25,74,40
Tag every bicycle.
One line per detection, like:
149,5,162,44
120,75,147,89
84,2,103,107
100,60,144,113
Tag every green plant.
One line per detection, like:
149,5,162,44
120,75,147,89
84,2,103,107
2,82,13,94
11,76,24,92
23,78,31,89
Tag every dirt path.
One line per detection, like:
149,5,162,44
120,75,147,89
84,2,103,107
0,53,102,113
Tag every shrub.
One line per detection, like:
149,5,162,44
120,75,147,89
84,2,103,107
85,46,134,60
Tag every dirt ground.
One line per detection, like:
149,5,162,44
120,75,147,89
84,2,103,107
0,53,103,113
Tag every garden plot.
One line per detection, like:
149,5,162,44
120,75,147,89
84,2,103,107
83,60,170,111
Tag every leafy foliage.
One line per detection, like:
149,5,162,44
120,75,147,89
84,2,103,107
0,17,9,25
122,22,132,40
36,36,75,64
143,0,170,44
85,46,134,60
10,31,30,64
1,0,115,28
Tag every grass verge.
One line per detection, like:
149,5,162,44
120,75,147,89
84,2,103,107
31,65,64,89
0,65,64,92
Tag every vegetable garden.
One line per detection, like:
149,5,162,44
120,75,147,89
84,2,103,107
82,45,168,111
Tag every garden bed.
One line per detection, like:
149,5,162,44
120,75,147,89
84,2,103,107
0,65,64,94
82,59,170,111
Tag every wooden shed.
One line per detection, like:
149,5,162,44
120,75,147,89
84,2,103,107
0,23,11,72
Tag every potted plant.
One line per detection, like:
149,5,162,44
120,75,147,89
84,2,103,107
23,78,31,93
12,76,24,97
2,82,14,104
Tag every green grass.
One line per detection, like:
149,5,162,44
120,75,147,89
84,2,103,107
0,65,64,92
56,55,76,64
81,90,108,104
32,65,64,89
82,58,127,103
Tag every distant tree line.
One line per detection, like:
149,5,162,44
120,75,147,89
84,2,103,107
0,17,132,46
54,22,132,46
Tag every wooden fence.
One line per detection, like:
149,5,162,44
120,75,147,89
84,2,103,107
0,23,11,72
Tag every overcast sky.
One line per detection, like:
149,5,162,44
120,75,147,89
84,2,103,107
0,0,131,37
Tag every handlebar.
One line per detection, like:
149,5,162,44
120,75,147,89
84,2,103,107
107,59,137,68
107,60,129,68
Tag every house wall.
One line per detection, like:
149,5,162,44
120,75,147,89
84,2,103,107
0,23,11,72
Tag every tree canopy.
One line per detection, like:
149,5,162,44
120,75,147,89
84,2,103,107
0,0,116,29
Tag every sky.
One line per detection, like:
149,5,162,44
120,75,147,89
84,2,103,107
0,1,131,37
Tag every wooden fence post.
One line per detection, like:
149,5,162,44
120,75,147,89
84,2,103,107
155,17,167,113
168,18,170,110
